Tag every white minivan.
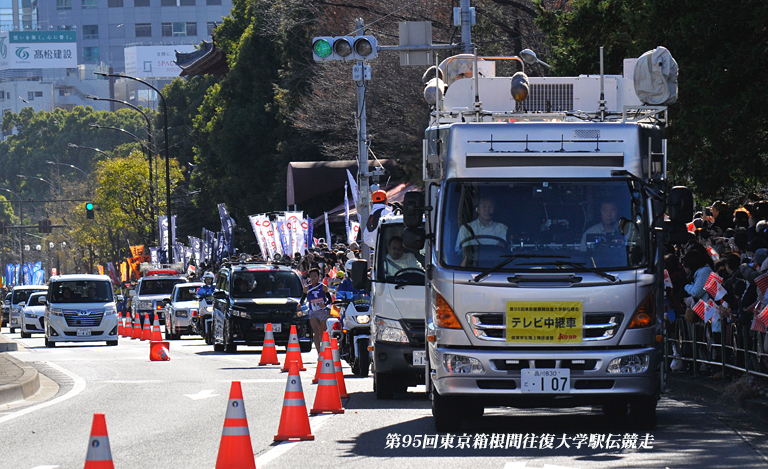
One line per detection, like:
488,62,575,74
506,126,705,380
44,274,119,347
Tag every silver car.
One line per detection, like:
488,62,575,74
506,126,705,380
164,282,203,340
20,291,47,338
9,285,48,334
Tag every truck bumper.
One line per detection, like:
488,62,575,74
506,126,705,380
374,341,425,384
429,345,659,406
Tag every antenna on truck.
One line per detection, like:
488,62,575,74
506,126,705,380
598,46,606,121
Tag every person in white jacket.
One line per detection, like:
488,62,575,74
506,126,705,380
363,190,393,248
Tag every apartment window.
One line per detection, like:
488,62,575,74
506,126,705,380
134,0,150,6
135,23,152,37
58,25,74,31
83,46,100,62
162,22,196,37
82,0,97,9
180,0,194,5
34,91,43,97
160,0,175,5
206,0,221,4
56,0,71,10
83,25,99,39
28,91,34,101
207,21,218,36
108,0,123,6
59,89,72,96
0,91,4,99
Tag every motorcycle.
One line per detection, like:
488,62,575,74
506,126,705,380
326,293,372,376
191,296,215,345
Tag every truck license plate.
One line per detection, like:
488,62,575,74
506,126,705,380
271,323,281,333
412,350,426,366
77,328,91,337
521,369,570,393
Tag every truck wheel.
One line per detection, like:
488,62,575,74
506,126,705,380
223,322,237,353
107,340,118,346
45,337,55,348
352,338,370,377
374,372,396,400
9,327,15,334
629,396,657,430
300,340,313,353
213,342,224,352
20,331,30,339
431,384,462,432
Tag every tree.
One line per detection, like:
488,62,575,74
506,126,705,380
535,0,768,201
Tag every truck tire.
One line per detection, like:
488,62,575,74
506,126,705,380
213,342,224,352
431,384,462,432
300,340,313,353
107,340,118,346
223,322,237,353
10,327,15,334
352,338,370,377
45,337,55,347
374,372,396,400
629,395,657,430
20,331,30,339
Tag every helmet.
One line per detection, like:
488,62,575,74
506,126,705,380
345,259,354,272
372,190,388,204
203,271,215,280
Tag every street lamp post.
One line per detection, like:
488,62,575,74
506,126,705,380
67,143,110,159
16,175,58,195
95,72,172,263
88,123,156,244
0,188,23,284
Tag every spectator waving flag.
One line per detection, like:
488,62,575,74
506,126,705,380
706,246,719,261
693,300,707,321
663,269,673,289
755,272,768,295
752,314,768,333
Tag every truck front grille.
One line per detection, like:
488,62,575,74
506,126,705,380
467,312,622,342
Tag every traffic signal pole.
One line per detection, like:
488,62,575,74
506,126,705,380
354,18,371,261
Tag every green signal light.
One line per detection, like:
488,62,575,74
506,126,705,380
86,203,93,210
314,39,332,58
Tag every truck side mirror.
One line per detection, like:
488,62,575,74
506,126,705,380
403,227,426,250
213,291,227,301
162,298,171,306
667,186,693,222
403,191,425,228
350,259,370,291
39,297,47,305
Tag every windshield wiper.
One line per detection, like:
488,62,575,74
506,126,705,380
471,254,568,283
522,260,618,282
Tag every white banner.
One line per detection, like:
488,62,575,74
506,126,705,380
124,45,196,78
324,212,331,247
250,215,281,259
348,221,360,245
286,211,304,256
0,31,78,70
346,169,359,208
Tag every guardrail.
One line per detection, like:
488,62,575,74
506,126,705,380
665,317,768,379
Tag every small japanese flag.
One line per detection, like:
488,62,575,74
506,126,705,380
758,304,768,329
687,222,696,233
752,315,767,333
664,269,673,289
707,246,719,261
755,273,768,295
704,300,720,324
704,273,726,301
693,300,707,321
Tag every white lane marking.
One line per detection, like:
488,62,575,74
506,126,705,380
502,464,578,469
0,361,86,424
185,389,220,400
29,465,60,469
255,413,335,468
103,380,165,384
503,464,527,469
217,379,286,383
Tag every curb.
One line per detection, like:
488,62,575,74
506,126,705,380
0,334,40,406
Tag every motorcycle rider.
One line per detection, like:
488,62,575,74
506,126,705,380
196,271,216,298
336,259,369,301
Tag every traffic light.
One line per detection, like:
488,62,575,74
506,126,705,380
312,36,378,62
38,219,52,233
86,202,94,219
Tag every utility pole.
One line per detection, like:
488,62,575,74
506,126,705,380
354,18,372,261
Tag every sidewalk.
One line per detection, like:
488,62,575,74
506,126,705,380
0,333,40,406
666,371,768,421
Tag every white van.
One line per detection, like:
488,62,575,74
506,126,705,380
44,274,119,347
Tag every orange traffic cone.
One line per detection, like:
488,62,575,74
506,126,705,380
122,312,131,338
117,312,124,337
216,381,256,469
258,323,280,366
131,313,141,339
312,331,331,384
84,413,115,469
281,325,306,372
274,362,315,441
141,313,152,341
150,341,170,361
330,338,349,398
310,345,344,414
151,313,163,342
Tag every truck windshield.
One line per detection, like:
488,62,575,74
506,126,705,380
139,279,184,295
440,179,648,271
49,281,114,303
12,289,46,304
230,271,302,299
175,286,202,302
376,223,426,285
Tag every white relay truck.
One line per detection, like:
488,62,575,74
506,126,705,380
397,49,692,431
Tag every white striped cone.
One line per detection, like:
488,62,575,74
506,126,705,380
274,362,314,441
84,413,114,469
215,381,255,469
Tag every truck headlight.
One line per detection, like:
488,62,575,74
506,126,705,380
103,307,117,315
607,354,649,374
374,318,408,344
355,315,371,324
24,312,35,318
137,300,152,309
175,310,188,318
442,354,484,374
49,308,63,316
